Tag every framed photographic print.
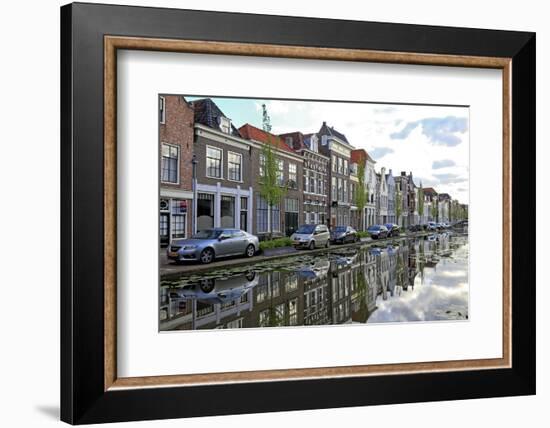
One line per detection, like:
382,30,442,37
61,2,535,424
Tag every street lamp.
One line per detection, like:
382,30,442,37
191,154,198,235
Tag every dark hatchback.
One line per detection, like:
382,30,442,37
367,224,389,239
330,226,359,244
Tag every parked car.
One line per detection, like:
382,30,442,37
330,226,359,244
425,222,438,231
366,224,389,239
384,223,400,237
291,224,330,250
408,224,422,233
167,228,259,264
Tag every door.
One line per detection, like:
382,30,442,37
160,213,170,247
285,212,298,236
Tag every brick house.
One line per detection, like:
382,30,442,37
191,98,254,233
318,122,354,227
239,124,304,237
279,132,329,226
159,95,194,246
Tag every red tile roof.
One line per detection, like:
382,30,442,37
351,149,367,164
423,187,438,195
239,124,295,153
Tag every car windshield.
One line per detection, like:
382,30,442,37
296,225,315,234
192,229,223,239
334,226,346,232
368,225,380,230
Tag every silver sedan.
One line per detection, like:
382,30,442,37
167,228,259,264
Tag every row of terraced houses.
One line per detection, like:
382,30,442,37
159,96,468,246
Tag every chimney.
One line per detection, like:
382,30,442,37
322,121,327,127
401,171,406,176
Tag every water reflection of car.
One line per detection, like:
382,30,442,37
167,228,259,264
172,272,259,304
367,224,389,239
384,223,400,237
330,226,359,244
291,224,330,250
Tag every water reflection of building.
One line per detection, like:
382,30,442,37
160,234,464,330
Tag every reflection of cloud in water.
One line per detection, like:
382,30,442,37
369,256,469,323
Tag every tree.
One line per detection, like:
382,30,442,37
417,184,424,223
354,163,367,231
395,189,402,226
431,199,438,222
259,139,288,240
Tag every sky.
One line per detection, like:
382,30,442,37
186,96,469,204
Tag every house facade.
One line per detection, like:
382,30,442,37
239,124,304,237
438,193,451,223
386,169,396,224
280,132,329,227
423,187,438,223
394,172,410,228
377,167,388,224
191,99,254,234
159,95,195,246
318,122,354,227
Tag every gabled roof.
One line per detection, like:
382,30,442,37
191,98,242,137
239,124,295,153
318,121,351,145
438,193,451,200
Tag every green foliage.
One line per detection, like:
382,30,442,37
259,237,293,251
417,186,425,217
259,138,288,239
431,200,438,220
357,231,371,238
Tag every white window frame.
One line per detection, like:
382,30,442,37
219,116,232,134
227,151,243,182
205,145,223,179
160,142,179,185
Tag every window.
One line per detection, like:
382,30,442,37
344,159,348,175
161,143,178,183
228,152,242,181
256,196,268,233
304,173,309,193
331,177,337,200
271,202,281,232
288,163,297,188
318,175,323,195
338,157,343,174
276,159,284,186
220,195,235,228
309,171,315,193
219,116,231,134
197,193,214,230
332,155,337,172
338,178,343,201
171,213,186,239
159,96,165,124
259,154,266,177
343,180,348,203
206,147,222,178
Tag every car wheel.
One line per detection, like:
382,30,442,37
325,239,330,248
245,244,255,258
199,248,214,264
199,279,215,293
309,241,315,250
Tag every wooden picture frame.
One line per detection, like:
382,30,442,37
61,2,535,424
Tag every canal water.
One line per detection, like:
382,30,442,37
160,232,469,331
